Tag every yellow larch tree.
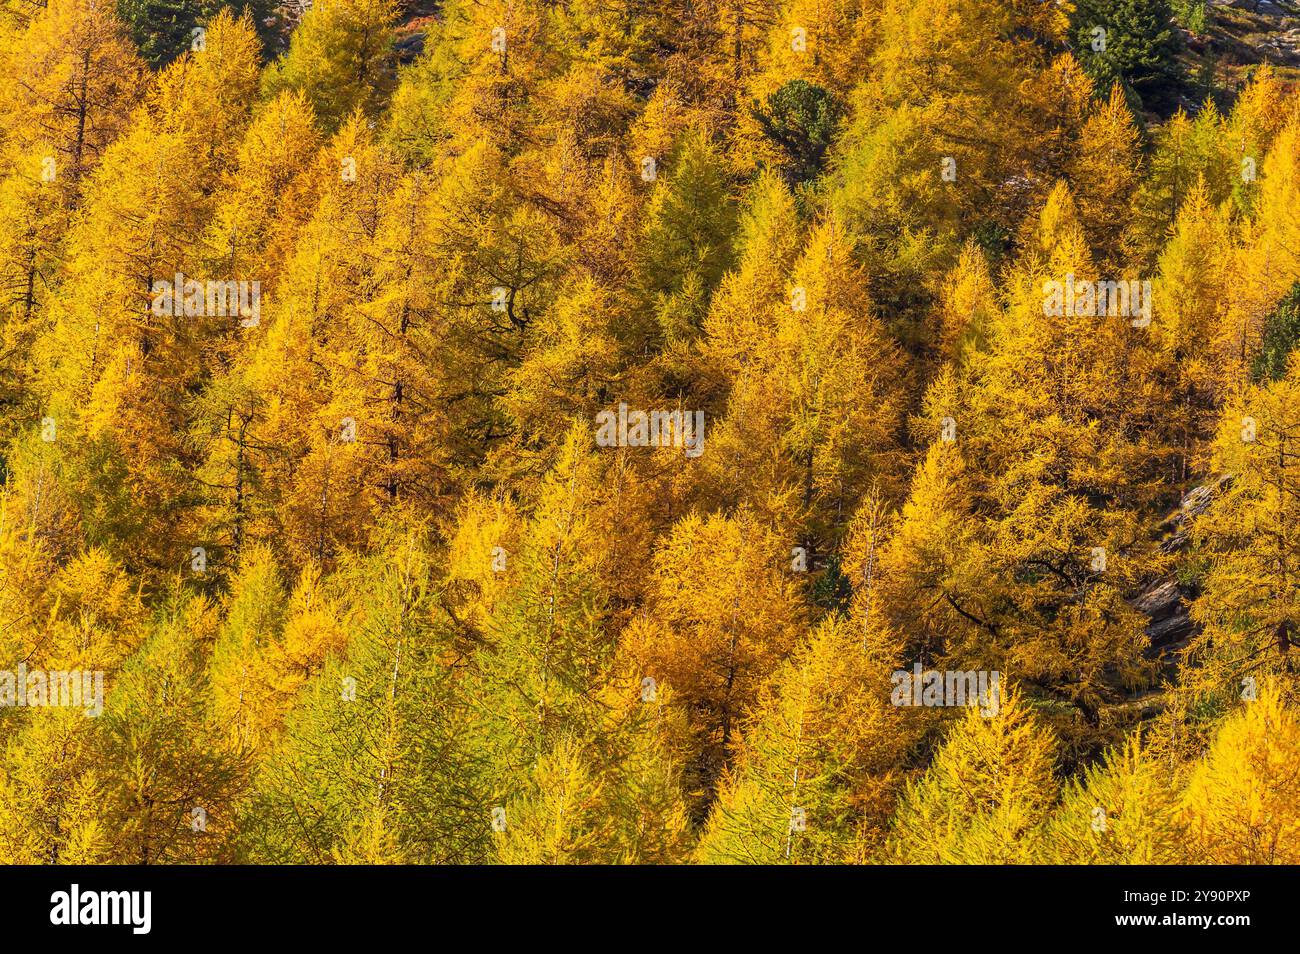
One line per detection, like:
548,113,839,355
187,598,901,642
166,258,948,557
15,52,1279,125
1182,681,1300,864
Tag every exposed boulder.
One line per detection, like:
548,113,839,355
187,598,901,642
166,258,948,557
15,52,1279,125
1133,475,1233,658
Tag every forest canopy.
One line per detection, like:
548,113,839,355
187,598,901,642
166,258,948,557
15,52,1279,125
0,0,1297,865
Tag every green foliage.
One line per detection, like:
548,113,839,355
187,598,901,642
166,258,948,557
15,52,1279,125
1252,281,1300,384
637,130,738,340
1073,0,1185,111
117,0,277,67
239,529,490,864
260,0,397,130
1172,0,1209,36
752,80,844,189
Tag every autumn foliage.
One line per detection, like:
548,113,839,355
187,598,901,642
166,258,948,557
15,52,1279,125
0,0,1297,864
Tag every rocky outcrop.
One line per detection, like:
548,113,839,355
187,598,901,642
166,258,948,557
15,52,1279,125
1204,1,1300,68
1133,475,1232,659
392,4,442,65
1134,577,1197,655
392,31,426,65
